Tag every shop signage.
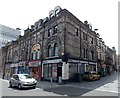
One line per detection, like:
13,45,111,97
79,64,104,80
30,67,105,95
19,61,25,66
43,59,62,64
11,63,18,67
29,61,41,67
101,64,106,68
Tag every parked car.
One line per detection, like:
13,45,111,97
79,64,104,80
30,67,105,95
9,74,37,89
82,71,100,81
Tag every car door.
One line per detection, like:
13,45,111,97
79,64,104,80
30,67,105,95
13,75,19,86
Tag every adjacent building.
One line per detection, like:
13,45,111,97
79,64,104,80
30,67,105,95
0,24,21,74
2,6,117,82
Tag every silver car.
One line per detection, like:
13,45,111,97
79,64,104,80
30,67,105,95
9,74,37,89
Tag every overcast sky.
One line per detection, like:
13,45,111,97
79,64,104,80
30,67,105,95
0,0,118,53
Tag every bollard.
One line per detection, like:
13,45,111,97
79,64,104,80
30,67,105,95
50,77,53,87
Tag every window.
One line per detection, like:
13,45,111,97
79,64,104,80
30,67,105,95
54,43,59,56
55,9,59,17
83,48,87,58
37,49,40,59
48,28,52,37
53,25,58,34
90,51,94,60
91,38,94,44
75,28,78,37
48,45,52,57
83,48,86,58
83,32,87,41
32,50,36,60
50,14,54,20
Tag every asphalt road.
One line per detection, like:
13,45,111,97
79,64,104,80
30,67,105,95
1,72,119,97
1,79,61,96
44,72,119,96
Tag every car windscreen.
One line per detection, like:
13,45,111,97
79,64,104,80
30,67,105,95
91,72,97,75
19,75,32,79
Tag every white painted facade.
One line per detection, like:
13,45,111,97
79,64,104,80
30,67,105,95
0,24,21,48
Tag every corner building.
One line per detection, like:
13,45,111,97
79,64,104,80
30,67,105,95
5,6,100,82
22,6,98,82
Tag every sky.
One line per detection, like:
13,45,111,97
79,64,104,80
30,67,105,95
0,0,119,53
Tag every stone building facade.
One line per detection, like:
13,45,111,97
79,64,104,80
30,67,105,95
2,6,117,82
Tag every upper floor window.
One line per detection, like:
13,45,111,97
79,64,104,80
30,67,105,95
48,45,52,57
55,9,59,17
50,14,54,20
48,28,52,37
37,49,40,59
53,25,58,34
91,38,94,44
75,28,78,37
54,43,59,56
83,32,87,41
83,48,87,58
32,50,36,60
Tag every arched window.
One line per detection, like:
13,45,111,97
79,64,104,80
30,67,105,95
32,50,36,60
37,49,40,59
48,45,52,57
54,43,59,56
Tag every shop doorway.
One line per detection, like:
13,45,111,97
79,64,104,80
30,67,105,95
57,64,62,82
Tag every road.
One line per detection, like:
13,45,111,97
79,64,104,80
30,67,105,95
1,79,61,96
0,72,119,97
44,72,119,96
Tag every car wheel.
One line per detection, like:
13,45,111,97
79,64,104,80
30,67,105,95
98,77,100,80
92,77,95,81
9,82,12,88
33,86,36,89
18,84,22,90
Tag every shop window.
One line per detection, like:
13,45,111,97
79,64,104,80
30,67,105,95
48,45,52,57
43,64,51,79
52,64,57,80
54,43,59,56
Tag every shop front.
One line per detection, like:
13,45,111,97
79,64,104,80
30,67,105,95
5,64,11,78
42,59,62,82
10,63,18,76
18,61,25,74
29,60,42,80
101,64,107,76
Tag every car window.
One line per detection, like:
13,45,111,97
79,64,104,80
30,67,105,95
92,72,97,75
19,75,32,79
13,75,19,80
84,72,89,75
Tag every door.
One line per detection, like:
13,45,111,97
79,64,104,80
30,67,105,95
13,75,19,86
57,64,62,82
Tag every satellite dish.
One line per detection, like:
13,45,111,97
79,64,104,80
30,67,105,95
54,6,62,16
49,10,55,19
